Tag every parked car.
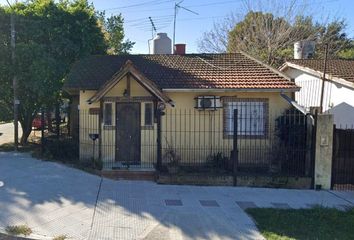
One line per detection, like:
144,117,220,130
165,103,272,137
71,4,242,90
32,114,47,130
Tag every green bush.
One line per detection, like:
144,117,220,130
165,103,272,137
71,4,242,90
43,137,79,163
207,152,229,170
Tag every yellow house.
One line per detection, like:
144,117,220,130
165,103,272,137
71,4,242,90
64,52,300,173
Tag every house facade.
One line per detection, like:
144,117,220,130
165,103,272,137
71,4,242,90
280,59,354,127
64,52,300,172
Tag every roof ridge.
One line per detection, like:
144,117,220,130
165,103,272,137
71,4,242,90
76,52,242,58
289,58,354,62
239,51,293,81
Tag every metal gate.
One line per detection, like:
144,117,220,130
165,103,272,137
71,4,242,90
233,108,316,180
331,127,354,191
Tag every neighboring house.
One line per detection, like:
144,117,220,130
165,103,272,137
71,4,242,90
280,59,354,127
64,52,299,170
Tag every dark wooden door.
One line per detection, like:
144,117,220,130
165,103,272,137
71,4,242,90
116,103,141,164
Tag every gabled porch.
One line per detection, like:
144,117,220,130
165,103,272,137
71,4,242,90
79,60,172,170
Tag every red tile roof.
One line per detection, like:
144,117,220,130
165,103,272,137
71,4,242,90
64,52,298,92
286,59,354,83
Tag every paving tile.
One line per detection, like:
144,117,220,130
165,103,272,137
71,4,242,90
271,202,292,209
164,199,183,206
236,201,258,210
199,200,219,207
9,152,354,240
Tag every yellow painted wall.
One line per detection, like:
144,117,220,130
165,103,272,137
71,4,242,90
79,90,100,161
161,92,291,166
79,77,157,168
78,76,292,169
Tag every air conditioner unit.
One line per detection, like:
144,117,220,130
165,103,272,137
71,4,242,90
195,96,222,110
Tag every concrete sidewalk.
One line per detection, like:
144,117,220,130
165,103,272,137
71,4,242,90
0,152,353,240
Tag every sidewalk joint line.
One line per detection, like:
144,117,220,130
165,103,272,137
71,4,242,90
326,190,354,206
91,177,103,230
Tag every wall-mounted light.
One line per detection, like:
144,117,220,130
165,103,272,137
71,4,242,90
123,89,128,97
157,102,166,111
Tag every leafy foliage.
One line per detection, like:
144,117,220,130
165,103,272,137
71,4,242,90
42,137,79,163
207,152,229,170
0,0,132,143
275,109,308,175
198,0,352,66
102,13,135,54
338,41,354,59
227,12,351,66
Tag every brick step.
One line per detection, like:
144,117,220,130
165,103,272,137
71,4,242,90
101,170,156,181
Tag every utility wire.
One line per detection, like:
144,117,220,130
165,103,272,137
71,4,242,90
5,0,13,8
101,0,174,11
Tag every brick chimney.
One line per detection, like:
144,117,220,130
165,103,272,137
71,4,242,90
174,44,186,55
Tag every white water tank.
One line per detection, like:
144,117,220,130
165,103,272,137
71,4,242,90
152,33,172,54
294,40,315,59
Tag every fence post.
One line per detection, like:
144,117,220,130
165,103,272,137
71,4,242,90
314,114,334,190
40,108,45,156
233,109,238,186
305,114,313,177
156,109,163,171
55,103,60,138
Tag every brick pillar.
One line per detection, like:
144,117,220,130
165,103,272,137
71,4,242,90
314,114,334,190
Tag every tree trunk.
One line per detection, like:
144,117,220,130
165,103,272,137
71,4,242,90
19,115,35,145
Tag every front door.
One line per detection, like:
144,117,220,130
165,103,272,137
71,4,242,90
116,103,141,165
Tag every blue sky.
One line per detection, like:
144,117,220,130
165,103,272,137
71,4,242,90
1,0,354,54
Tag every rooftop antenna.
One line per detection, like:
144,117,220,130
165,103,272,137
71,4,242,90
148,16,157,38
173,1,198,50
148,17,157,54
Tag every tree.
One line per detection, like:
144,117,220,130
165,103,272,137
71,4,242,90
0,0,132,144
103,13,135,54
228,11,294,66
198,14,236,53
338,41,354,59
198,0,352,66
315,20,352,58
0,8,13,123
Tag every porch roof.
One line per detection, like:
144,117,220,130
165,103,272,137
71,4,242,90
87,60,173,105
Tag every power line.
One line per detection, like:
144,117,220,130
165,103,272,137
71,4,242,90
101,0,174,11
107,0,241,14
183,0,242,9
125,15,173,23
5,0,13,8
173,1,198,47
127,17,173,26
107,0,337,15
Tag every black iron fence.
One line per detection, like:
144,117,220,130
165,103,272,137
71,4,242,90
332,125,354,191
68,106,315,178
